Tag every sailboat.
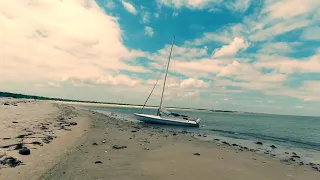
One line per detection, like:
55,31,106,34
134,36,201,127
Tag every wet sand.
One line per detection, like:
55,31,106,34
1,99,319,180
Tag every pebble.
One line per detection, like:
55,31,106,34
112,145,127,150
19,147,31,155
256,141,263,145
270,145,277,149
70,122,77,126
194,153,200,156
291,155,300,158
94,161,102,164
0,156,23,167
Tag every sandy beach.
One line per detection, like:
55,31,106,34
0,99,319,180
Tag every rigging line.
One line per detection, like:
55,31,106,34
141,71,164,111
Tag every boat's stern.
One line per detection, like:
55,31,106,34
195,118,201,126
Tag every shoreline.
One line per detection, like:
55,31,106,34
1,100,319,179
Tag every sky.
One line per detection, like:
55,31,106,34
0,0,319,116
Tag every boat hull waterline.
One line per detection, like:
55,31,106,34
134,113,200,127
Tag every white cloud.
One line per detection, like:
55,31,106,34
157,0,219,9
157,0,252,12
158,45,208,60
172,12,179,17
141,11,151,23
301,26,320,40
186,32,233,46
265,81,320,102
213,37,249,58
254,54,320,74
180,78,210,88
217,61,288,83
121,0,138,15
0,0,145,84
208,7,221,12
154,13,160,18
65,75,140,87
225,0,251,13
258,42,293,55
248,18,311,42
48,82,61,88
104,0,115,9
144,26,154,37
263,0,319,19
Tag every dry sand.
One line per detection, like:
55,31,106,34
0,99,319,180
0,99,89,179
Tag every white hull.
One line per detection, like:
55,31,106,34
134,113,200,127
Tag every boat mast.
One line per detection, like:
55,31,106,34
157,36,175,116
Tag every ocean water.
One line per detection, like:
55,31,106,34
79,105,320,164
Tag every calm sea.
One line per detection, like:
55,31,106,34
79,105,320,163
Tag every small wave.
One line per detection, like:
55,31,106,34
209,128,320,151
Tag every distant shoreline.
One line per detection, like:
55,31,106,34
0,91,240,113
1,91,317,117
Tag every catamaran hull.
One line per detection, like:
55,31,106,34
134,113,200,127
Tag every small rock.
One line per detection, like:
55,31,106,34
256,141,263,145
14,143,24,150
232,143,239,147
292,152,297,155
92,143,98,146
0,156,23,167
94,161,102,164
12,121,18,124
289,158,296,161
19,147,31,155
291,155,300,158
299,162,304,166
145,147,150,150
70,122,77,126
4,102,10,105
17,134,26,138
102,140,106,143
40,125,48,130
214,138,220,141
222,141,231,146
270,145,277,149
31,141,43,146
172,133,177,136
203,135,207,137
112,145,127,150
194,153,200,156
42,136,54,144
131,130,137,133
